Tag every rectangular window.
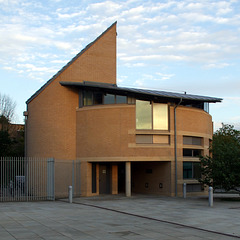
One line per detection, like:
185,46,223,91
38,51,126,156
136,100,168,130
83,91,93,106
116,95,127,104
204,102,209,113
136,100,152,129
153,104,168,130
93,92,103,105
136,135,153,144
152,135,169,144
136,135,169,144
186,184,202,192
104,94,115,104
183,149,201,157
183,136,202,145
183,162,201,179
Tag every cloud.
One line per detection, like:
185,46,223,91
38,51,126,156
156,72,175,81
204,63,230,69
16,63,57,73
1,0,240,87
120,54,186,62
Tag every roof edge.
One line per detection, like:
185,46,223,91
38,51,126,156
60,81,223,103
26,21,117,105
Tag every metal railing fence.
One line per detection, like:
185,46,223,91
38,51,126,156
0,157,54,202
0,157,81,202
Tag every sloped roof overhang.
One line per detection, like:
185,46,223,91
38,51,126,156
60,81,222,104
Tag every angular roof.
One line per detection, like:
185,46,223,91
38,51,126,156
60,81,222,103
26,22,117,104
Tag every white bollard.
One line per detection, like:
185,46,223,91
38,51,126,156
69,186,72,203
209,186,213,207
183,183,187,199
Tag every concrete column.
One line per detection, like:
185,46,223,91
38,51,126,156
125,162,131,197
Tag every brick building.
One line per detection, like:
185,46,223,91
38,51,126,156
25,22,221,197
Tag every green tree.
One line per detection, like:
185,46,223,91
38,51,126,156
199,124,240,192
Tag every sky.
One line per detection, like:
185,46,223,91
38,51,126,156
0,0,240,130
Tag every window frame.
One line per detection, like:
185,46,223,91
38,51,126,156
136,99,169,131
183,162,201,179
81,90,128,107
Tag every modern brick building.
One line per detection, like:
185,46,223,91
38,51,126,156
25,22,222,197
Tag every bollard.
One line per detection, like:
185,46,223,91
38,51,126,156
209,186,213,207
69,186,72,203
183,183,187,199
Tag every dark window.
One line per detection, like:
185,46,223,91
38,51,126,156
93,92,103,105
82,91,128,106
183,162,201,179
104,94,115,104
183,149,201,157
186,184,202,192
183,136,202,145
83,91,93,106
116,95,127,104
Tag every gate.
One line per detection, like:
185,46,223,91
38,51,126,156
0,157,55,202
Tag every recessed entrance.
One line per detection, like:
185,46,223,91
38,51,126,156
118,163,125,193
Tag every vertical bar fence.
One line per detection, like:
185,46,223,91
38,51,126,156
0,157,81,202
0,157,55,202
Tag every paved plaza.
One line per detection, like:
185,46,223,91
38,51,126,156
0,195,240,239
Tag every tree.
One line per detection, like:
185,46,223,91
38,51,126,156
0,93,16,122
0,115,12,156
0,93,24,157
199,124,240,192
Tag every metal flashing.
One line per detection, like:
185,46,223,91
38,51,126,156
60,81,222,103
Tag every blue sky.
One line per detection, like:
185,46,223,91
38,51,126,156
0,0,240,130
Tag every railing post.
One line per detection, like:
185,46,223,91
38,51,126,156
47,158,55,201
209,186,213,207
183,183,187,199
69,186,72,203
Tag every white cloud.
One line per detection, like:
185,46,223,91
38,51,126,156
120,54,186,62
156,72,175,81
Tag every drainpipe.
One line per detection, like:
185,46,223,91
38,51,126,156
174,98,182,197
23,110,29,157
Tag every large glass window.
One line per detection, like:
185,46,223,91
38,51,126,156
136,100,152,129
183,162,201,179
153,104,168,130
136,100,168,130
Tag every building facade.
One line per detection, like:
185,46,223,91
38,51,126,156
25,22,221,197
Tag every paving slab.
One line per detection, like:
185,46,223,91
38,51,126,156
0,194,239,240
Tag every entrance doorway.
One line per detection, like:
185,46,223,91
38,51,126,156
118,163,125,193
99,164,111,194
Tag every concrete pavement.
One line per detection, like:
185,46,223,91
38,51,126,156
0,195,239,239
